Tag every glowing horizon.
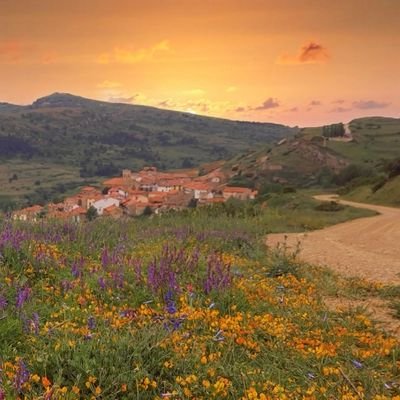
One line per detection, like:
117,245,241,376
1,0,399,127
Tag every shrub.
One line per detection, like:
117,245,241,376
315,201,344,212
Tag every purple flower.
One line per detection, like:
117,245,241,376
16,286,31,309
13,359,29,393
71,258,84,279
26,312,40,335
352,360,363,369
203,253,232,294
60,280,73,293
0,294,7,311
87,316,96,330
165,290,177,314
98,276,106,290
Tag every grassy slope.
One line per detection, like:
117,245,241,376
327,117,400,163
344,176,400,207
222,117,400,202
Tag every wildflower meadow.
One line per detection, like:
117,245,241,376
0,203,399,399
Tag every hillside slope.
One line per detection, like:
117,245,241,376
0,93,293,209
221,116,400,191
0,93,293,171
344,175,400,207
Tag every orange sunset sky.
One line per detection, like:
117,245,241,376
1,0,399,126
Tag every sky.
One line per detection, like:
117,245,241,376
0,0,399,126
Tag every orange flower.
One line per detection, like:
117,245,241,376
42,376,51,388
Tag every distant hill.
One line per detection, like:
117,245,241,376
0,93,293,170
0,93,294,209
305,116,400,163
220,116,400,194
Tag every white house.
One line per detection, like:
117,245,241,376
92,198,120,215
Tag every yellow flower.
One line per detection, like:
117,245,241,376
202,379,211,389
72,386,80,394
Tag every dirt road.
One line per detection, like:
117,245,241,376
266,195,400,284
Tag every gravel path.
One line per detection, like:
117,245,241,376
267,195,400,284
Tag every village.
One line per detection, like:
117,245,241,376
12,166,258,222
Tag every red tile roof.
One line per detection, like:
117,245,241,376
223,186,253,193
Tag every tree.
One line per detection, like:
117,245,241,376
86,206,98,221
142,206,153,216
188,198,198,208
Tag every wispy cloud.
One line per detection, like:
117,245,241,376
330,107,352,113
235,97,280,113
309,100,322,106
108,95,138,104
253,98,280,111
97,40,170,64
277,42,329,65
235,106,246,112
352,100,390,109
158,99,176,108
226,86,238,93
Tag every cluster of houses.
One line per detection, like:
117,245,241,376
12,167,258,222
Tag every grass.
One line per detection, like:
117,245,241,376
327,117,400,164
0,196,397,399
344,176,400,207
0,160,103,210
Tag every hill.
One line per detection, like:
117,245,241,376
220,117,400,197
311,117,400,164
0,93,293,209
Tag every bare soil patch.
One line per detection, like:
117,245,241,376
267,195,400,334
267,195,400,284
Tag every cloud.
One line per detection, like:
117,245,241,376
330,107,352,113
0,40,23,62
235,98,280,113
352,100,390,109
253,98,280,111
332,99,345,104
108,95,137,104
286,107,299,112
158,99,176,108
97,40,170,64
309,100,322,106
184,101,210,113
277,41,329,65
226,86,238,93
97,80,122,89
